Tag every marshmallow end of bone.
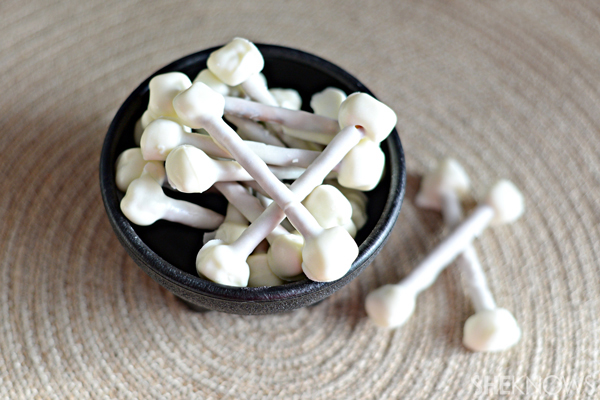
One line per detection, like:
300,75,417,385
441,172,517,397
337,138,385,191
486,180,525,225
269,88,302,110
148,72,192,120
303,185,353,229
365,284,416,328
120,173,166,226
140,118,186,161
301,226,358,282
338,92,397,143
165,145,218,193
115,148,146,192
196,240,249,287
207,37,264,86
311,87,347,119
415,158,471,211
463,308,521,352
248,254,285,287
193,69,231,96
267,233,304,280
173,82,225,129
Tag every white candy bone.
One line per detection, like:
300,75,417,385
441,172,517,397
207,37,279,107
120,166,224,229
115,148,166,191
165,145,307,193
174,83,360,284
365,179,524,328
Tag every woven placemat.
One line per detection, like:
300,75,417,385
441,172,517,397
2,0,600,398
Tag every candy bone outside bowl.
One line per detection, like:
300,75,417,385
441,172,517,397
99,44,406,315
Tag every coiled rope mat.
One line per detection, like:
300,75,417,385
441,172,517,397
1,0,599,398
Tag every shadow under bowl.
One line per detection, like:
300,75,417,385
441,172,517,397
99,44,406,315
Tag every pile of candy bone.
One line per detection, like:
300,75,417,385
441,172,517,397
365,159,523,352
117,37,397,287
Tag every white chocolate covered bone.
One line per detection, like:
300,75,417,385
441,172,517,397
120,166,224,229
165,145,307,193
207,37,279,107
365,179,524,328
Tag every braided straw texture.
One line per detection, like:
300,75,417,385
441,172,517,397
2,0,600,398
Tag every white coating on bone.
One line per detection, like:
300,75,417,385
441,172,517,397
463,308,521,352
338,92,397,143
301,226,359,282
223,96,340,134
240,73,280,106
148,72,192,120
247,254,285,287
486,180,525,225
441,190,497,313
196,239,250,287
270,88,302,110
115,148,165,191
207,38,264,87
225,114,286,147
281,126,335,145
310,87,347,119
302,185,353,230
337,138,385,191
365,284,417,328
266,233,305,280
193,69,231,96
213,182,289,240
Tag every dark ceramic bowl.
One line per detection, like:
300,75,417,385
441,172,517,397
99,44,406,314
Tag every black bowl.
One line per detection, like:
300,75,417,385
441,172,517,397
99,44,406,314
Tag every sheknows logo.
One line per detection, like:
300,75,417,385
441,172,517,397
471,374,598,396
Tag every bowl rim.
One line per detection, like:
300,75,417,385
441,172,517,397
99,43,406,304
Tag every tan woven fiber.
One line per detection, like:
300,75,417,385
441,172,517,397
2,0,600,398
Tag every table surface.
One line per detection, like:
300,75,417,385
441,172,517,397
2,1,600,398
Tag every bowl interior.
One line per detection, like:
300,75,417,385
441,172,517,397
100,44,405,309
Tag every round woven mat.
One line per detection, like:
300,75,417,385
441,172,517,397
2,0,600,398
